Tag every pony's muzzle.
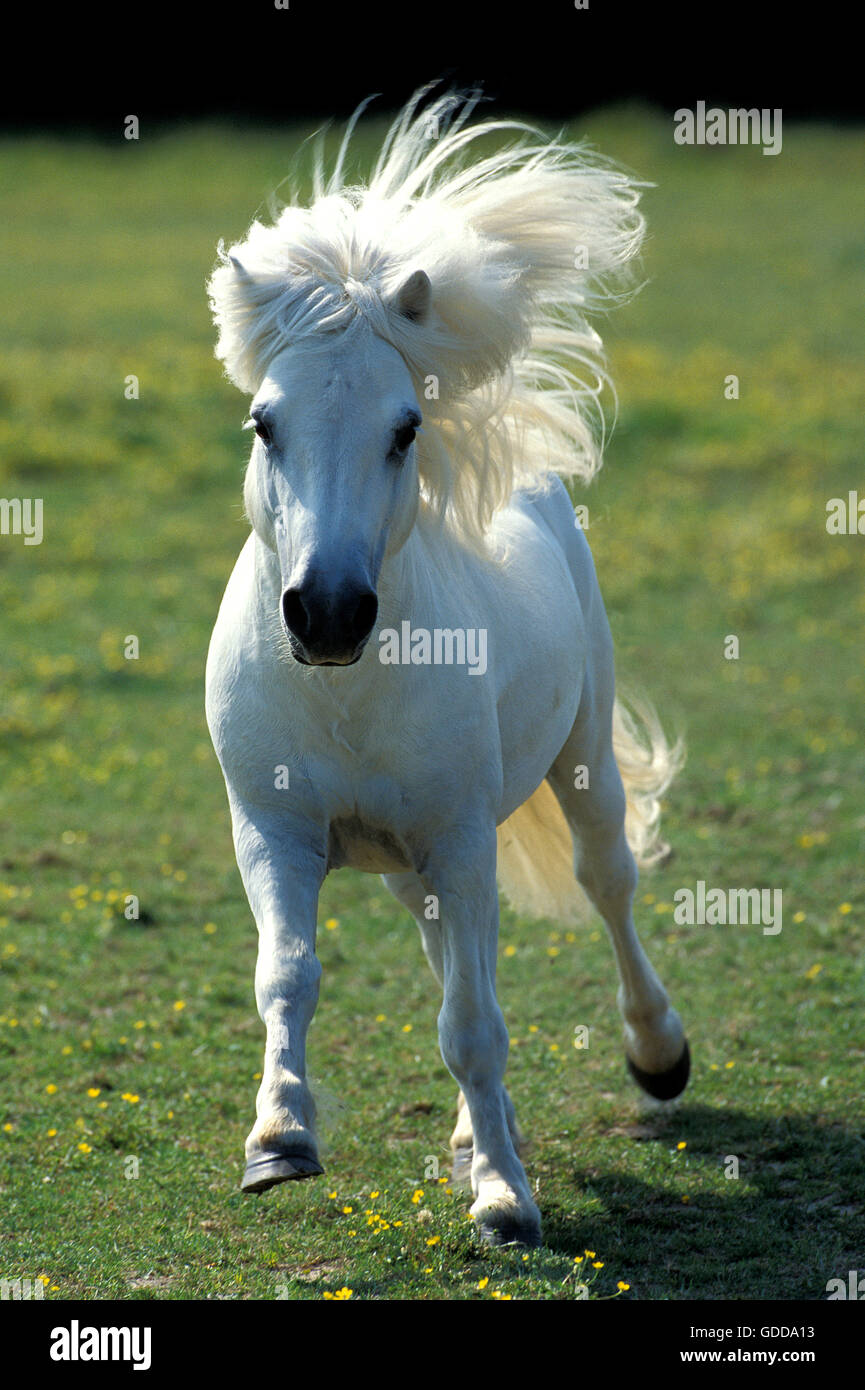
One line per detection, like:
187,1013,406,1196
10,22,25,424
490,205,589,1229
281,580,378,666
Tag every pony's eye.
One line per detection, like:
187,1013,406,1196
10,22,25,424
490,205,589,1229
254,420,272,445
391,422,417,456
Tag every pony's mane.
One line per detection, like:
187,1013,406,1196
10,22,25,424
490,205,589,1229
208,88,646,549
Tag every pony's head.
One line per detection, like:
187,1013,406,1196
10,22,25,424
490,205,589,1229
242,279,429,666
208,88,646,664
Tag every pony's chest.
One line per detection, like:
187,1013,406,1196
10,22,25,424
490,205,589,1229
298,686,479,871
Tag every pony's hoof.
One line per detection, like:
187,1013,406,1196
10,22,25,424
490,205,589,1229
626,1038,690,1101
451,1146,473,1186
241,1149,324,1194
477,1217,542,1249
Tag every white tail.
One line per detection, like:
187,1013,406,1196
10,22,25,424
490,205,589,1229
496,694,684,924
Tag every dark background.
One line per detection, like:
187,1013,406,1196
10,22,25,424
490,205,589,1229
5,0,860,131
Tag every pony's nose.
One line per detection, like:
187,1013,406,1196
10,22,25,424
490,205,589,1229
281,582,378,664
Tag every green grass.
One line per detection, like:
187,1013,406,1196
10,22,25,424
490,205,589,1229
0,109,863,1301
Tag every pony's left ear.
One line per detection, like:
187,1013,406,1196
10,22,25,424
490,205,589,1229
392,269,431,323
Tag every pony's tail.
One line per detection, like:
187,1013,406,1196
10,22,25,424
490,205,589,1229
496,694,684,925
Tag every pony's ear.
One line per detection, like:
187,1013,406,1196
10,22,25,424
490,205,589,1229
228,253,252,282
392,269,431,323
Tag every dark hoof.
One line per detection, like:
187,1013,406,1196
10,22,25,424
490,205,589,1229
477,1218,542,1249
626,1039,690,1101
452,1146,473,1186
241,1149,324,1194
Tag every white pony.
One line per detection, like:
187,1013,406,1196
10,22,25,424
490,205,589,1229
205,90,688,1248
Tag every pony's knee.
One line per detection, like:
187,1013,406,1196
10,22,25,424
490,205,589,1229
255,950,321,1020
439,1008,508,1088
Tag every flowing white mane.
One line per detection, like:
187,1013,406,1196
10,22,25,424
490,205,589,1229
208,89,646,547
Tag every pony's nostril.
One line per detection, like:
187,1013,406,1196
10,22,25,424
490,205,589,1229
351,590,378,643
282,581,376,659
281,588,309,640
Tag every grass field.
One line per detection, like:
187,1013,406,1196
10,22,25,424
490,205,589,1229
0,107,863,1301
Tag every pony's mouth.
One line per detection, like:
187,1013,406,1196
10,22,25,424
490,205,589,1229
293,651,363,667
286,636,367,668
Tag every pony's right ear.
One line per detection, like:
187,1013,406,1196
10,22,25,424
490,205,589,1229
392,269,431,323
228,253,252,282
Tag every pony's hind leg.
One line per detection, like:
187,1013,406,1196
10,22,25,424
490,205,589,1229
547,702,690,1100
382,870,524,1184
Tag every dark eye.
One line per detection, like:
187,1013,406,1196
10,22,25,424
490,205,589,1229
254,419,272,445
391,421,418,456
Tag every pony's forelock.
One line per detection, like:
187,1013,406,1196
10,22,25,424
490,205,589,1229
207,89,647,549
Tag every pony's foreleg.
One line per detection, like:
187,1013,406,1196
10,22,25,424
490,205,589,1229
230,803,327,1192
416,833,541,1247
382,870,524,1185
548,713,689,1099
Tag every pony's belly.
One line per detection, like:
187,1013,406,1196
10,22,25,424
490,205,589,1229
327,815,412,874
